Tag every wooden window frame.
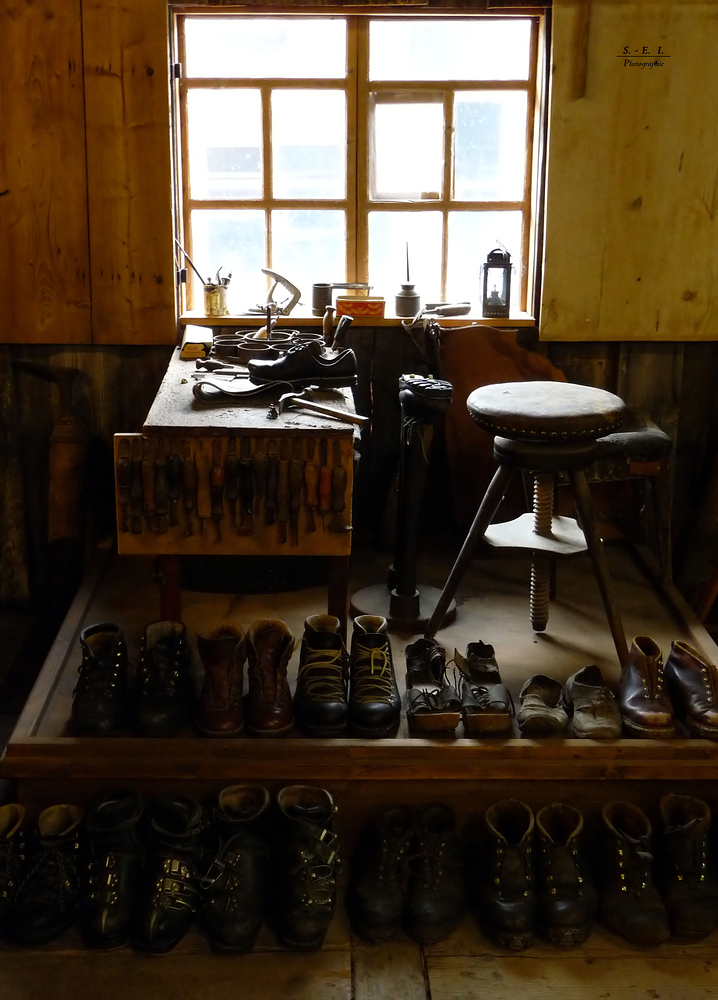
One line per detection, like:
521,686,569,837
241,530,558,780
174,9,542,315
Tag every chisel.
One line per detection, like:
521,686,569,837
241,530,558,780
129,437,144,535
195,440,212,534
329,438,348,533
304,437,319,532
265,439,278,526
289,438,304,546
116,438,132,533
167,451,183,527
154,445,170,535
318,438,332,532
239,436,254,535
210,438,224,542
253,438,268,520
277,439,290,544
182,443,197,537
225,437,239,530
141,438,158,532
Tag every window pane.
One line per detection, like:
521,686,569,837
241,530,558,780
188,90,262,200
191,209,266,312
447,211,523,312
370,20,532,81
373,102,443,200
272,211,346,297
272,91,346,200
368,212,443,305
454,92,527,202
185,18,347,79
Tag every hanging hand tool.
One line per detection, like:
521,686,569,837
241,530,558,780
154,447,170,535
239,437,254,535
195,441,212,534
277,440,291,544
182,444,197,537
273,388,368,426
210,438,225,542
129,437,144,535
253,438,268,521
289,438,304,546
318,438,332,532
116,438,132,533
141,438,158,532
225,438,239,530
329,439,349,533
331,315,353,351
167,451,183,527
265,439,279,526
304,437,319,533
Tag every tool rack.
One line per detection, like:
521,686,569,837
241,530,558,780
113,349,356,627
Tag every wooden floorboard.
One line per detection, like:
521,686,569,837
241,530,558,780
353,938,428,1000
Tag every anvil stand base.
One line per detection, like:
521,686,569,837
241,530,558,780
349,582,456,634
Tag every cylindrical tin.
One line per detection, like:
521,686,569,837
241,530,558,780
204,283,229,317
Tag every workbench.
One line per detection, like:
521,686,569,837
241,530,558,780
113,348,358,629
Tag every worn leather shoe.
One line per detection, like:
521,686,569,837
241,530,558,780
274,785,340,950
134,795,209,954
135,621,195,737
563,664,622,739
0,803,26,936
72,622,129,735
405,640,461,734
245,619,295,736
405,804,464,945
195,622,246,737
248,341,358,388
347,805,415,943
664,640,718,739
478,799,536,950
10,804,85,945
349,616,401,737
80,789,144,949
456,641,513,735
201,785,271,952
600,800,670,946
517,675,568,736
536,803,597,946
618,636,675,738
294,615,348,737
657,793,718,939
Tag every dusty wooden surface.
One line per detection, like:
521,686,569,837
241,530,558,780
542,2,718,341
0,0,91,344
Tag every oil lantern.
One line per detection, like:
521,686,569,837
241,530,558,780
481,246,512,318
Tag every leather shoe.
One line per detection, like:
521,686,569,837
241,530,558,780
477,799,536,950
456,641,513,735
657,793,718,940
71,622,129,735
664,640,718,739
195,622,246,737
517,675,568,736
618,636,675,738
245,619,295,737
248,341,358,388
0,803,26,936
135,621,195,737
349,616,401,737
405,804,464,945
405,639,461,734
536,803,597,946
562,664,622,739
294,615,348,737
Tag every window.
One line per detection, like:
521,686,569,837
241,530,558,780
175,13,542,317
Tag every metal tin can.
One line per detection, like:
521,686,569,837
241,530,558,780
203,283,229,317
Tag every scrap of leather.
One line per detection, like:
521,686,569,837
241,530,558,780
193,378,293,404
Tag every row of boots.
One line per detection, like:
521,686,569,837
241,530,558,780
0,785,339,953
72,614,401,739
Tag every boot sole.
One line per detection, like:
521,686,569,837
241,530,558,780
686,716,718,740
277,933,328,951
408,712,461,733
351,720,401,739
246,721,295,737
493,930,534,951
542,923,592,947
463,713,513,735
195,723,245,738
621,718,676,739
250,374,358,389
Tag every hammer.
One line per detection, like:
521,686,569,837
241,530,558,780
268,388,368,427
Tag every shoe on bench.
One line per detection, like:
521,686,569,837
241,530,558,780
248,341,358,388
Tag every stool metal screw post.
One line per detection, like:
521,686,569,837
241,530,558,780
423,381,630,669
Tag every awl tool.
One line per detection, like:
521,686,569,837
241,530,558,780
318,438,332,532
329,439,348,533
129,437,144,535
239,437,254,535
154,447,170,535
167,452,183,527
304,437,319,532
141,438,158,532
277,440,291,544
265,439,279,526
289,438,304,546
182,444,197,537
210,438,225,542
116,439,132,533
253,439,268,521
225,438,239,530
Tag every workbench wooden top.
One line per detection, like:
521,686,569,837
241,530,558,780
143,349,359,438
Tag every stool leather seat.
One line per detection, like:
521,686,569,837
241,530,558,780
468,381,627,441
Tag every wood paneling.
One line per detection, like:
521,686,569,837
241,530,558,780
0,0,91,344
541,2,718,341
82,0,176,345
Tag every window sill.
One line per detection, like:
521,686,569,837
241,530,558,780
179,310,536,329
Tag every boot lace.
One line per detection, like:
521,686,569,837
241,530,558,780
493,840,532,898
74,646,124,697
411,834,460,891
298,647,347,701
667,829,709,885
0,839,23,897
291,833,339,910
352,643,394,703
20,845,79,905
620,839,654,894
541,840,583,889
139,638,184,693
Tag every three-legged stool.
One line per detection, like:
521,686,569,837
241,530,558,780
424,381,630,668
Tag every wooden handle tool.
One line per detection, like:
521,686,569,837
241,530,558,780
265,439,278,526
289,438,304,546
225,437,239,530
141,438,158,532
239,436,255,535
253,438,268,519
116,438,132,533
276,439,290,544
210,438,224,542
166,452,183,527
195,440,212,534
182,443,197,537
318,437,331,532
154,445,170,535
330,438,348,533
304,437,318,532
129,437,144,535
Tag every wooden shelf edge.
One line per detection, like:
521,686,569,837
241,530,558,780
179,312,537,329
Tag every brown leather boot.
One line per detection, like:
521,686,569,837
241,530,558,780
536,803,597,946
657,793,718,940
477,799,536,950
245,619,295,737
618,636,675,738
664,641,718,739
195,623,246,737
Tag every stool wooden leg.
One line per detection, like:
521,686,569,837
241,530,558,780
424,464,513,640
568,469,629,669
